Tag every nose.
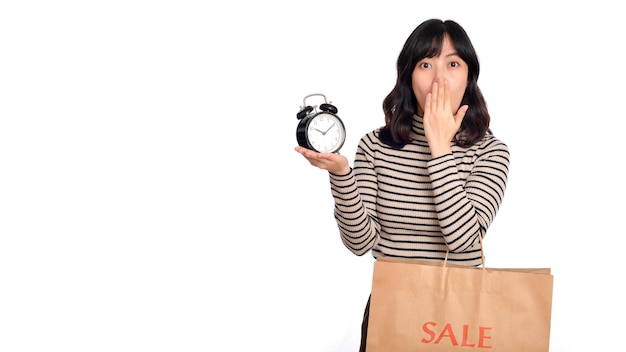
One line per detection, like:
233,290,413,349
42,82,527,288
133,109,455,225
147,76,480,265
433,64,447,82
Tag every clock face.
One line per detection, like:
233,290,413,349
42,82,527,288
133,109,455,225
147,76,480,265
306,112,346,153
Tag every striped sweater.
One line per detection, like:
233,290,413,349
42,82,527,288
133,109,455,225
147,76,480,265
329,117,510,266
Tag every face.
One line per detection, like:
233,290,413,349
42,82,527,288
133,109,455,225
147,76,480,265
412,35,469,116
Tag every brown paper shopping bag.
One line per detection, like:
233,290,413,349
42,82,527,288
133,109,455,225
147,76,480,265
366,250,553,351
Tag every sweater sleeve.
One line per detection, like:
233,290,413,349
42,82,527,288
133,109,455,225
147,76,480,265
427,138,510,253
328,135,380,256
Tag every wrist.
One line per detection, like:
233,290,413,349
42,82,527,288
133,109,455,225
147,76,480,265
330,166,351,176
430,145,452,158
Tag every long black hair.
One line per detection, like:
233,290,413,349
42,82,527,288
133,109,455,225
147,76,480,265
380,19,491,149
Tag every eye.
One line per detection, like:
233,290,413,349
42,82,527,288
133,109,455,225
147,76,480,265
419,62,431,69
450,61,460,68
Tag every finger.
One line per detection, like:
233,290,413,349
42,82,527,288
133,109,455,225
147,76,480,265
441,81,452,112
424,92,432,116
454,105,469,128
430,80,439,111
296,147,320,159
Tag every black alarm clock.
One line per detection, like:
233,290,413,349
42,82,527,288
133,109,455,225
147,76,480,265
295,93,346,153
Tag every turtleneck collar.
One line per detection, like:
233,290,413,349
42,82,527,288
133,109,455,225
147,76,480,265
409,115,428,143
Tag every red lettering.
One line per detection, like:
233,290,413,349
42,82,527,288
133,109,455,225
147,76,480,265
478,327,493,348
461,324,475,347
420,322,494,349
434,323,458,346
420,321,436,343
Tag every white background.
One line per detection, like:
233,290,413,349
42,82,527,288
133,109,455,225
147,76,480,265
1,1,624,351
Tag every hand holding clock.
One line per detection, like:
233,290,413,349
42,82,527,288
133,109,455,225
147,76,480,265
295,146,351,175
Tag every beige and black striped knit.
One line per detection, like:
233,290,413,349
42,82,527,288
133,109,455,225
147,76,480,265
329,117,510,266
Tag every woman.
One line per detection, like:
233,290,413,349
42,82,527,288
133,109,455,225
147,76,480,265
295,18,510,351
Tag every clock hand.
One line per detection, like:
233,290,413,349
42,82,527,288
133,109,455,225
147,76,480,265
323,122,336,135
312,127,324,134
